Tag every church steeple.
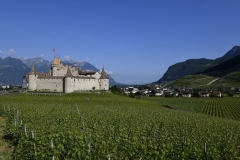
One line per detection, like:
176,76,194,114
100,66,108,79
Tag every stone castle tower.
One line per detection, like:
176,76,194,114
24,58,109,93
99,66,109,90
28,64,37,91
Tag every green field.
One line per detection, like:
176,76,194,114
0,93,240,159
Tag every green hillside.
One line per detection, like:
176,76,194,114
206,71,240,88
168,71,240,89
168,74,216,88
202,54,240,77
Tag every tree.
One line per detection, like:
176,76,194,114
110,85,121,93
227,92,234,97
129,92,135,98
192,91,200,97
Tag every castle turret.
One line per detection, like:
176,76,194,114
28,64,37,91
99,66,109,90
51,58,61,76
64,66,74,93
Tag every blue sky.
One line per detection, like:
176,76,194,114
1,0,240,84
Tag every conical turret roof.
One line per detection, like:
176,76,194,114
29,64,36,75
100,66,108,79
65,66,73,77
52,57,61,69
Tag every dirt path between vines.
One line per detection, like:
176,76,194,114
0,117,13,160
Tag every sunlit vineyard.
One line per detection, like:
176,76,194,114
143,97,206,112
144,97,240,120
202,99,240,121
1,93,240,159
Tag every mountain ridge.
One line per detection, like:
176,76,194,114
0,57,30,85
0,56,120,85
156,46,240,83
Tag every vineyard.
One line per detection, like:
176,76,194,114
202,99,240,121
0,93,240,159
144,97,240,121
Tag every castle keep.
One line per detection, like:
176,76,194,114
24,58,109,93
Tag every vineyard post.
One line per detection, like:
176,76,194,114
31,131,34,139
51,139,55,159
34,143,36,155
51,139,54,148
204,143,207,155
24,125,27,137
181,136,185,150
17,110,19,121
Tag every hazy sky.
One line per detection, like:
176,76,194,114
1,0,240,84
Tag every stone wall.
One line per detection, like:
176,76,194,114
36,78,63,92
73,78,100,91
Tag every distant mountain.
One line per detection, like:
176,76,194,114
62,61,99,71
157,58,216,82
223,46,240,57
156,46,240,83
18,56,51,73
0,57,29,85
200,54,240,77
17,56,120,86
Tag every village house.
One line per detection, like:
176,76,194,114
181,90,192,97
212,91,222,97
199,91,209,97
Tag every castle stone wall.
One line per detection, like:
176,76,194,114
73,78,100,91
26,58,109,93
36,78,63,92
100,79,109,90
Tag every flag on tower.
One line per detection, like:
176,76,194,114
52,48,55,52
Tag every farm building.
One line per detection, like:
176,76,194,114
23,57,109,93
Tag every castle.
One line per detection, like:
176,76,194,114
23,58,109,93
